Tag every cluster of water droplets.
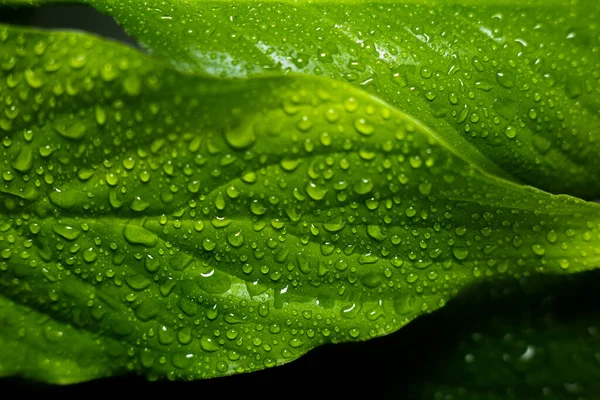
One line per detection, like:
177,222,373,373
96,0,600,198
1,25,600,380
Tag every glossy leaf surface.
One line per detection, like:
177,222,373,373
2,25,600,383
4,0,600,197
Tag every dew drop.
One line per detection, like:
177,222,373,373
123,222,158,247
24,69,43,89
12,147,33,172
227,231,244,248
354,117,374,136
531,243,546,256
225,125,256,150
353,179,373,195
306,182,328,200
53,224,81,241
504,125,517,139
366,225,386,241
130,196,150,212
452,247,469,260
200,336,220,352
53,121,86,140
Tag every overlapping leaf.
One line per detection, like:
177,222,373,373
1,25,600,383
408,272,600,399
3,0,600,198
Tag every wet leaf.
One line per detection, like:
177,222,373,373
1,25,600,383
5,0,600,197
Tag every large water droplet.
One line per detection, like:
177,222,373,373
200,336,220,352
53,224,81,241
123,221,158,247
306,182,328,200
53,121,86,140
225,124,256,150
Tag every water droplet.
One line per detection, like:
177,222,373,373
53,121,86,140
69,53,87,69
366,225,386,241
24,68,43,88
225,125,256,150
353,179,373,195
296,115,312,132
448,92,459,105
126,275,151,290
227,231,244,248
82,248,98,263
200,336,220,352
158,325,175,345
280,158,302,171
135,301,159,322
418,182,432,196
531,243,546,256
123,222,158,247
354,117,374,136
361,271,381,288
565,76,581,99
12,147,33,172
106,172,119,186
405,207,417,217
95,105,107,125
202,238,216,251
241,171,257,183
420,67,433,79
546,230,557,244
306,182,328,200
145,255,160,273
130,196,150,212
496,71,515,88
250,200,266,215
53,224,81,241
323,216,345,232
504,125,517,139
528,108,538,120
452,247,469,260
123,75,141,96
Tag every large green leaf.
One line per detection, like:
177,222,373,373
408,272,600,399
2,24,600,383
3,0,600,198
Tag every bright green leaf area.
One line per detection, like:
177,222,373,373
1,25,600,384
408,272,600,399
3,0,600,198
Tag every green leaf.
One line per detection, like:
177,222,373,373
4,0,600,198
1,24,600,383
407,272,600,399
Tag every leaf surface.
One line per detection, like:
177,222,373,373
3,0,600,197
1,25,600,383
